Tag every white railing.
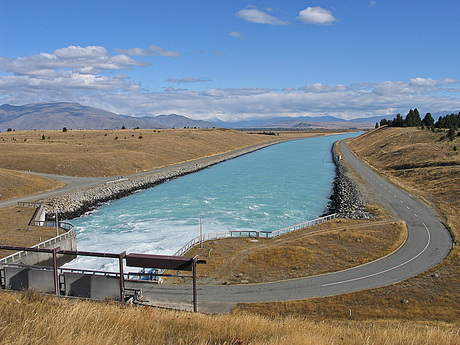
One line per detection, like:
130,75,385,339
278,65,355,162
17,202,42,208
33,220,74,231
0,228,76,265
173,213,337,257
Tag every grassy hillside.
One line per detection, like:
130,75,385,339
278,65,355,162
0,128,279,177
348,126,459,237
0,168,65,201
0,128,333,179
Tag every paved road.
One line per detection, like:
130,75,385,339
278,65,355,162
132,139,453,310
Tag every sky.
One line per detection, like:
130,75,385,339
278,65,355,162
1,0,459,122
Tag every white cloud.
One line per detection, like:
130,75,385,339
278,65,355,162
114,45,182,57
1,47,459,121
236,8,289,25
54,45,108,59
165,77,212,84
298,6,337,25
300,83,350,93
0,45,147,100
230,31,244,39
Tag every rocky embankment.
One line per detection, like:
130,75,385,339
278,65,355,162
328,142,374,219
44,144,276,220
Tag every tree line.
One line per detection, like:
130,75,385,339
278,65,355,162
376,109,459,141
378,109,460,130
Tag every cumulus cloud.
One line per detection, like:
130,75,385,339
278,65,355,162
0,45,148,101
298,6,337,25
54,45,108,59
114,45,182,57
236,8,289,25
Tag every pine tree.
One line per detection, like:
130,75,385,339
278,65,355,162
422,113,435,128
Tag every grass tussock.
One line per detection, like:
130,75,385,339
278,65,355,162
0,290,458,345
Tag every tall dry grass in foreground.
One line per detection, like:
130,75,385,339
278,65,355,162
0,291,458,345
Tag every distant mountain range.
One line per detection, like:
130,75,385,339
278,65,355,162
0,102,216,131
0,102,457,131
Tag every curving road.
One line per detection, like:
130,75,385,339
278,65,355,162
130,139,453,310
2,138,453,312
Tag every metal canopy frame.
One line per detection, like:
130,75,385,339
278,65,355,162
0,245,206,312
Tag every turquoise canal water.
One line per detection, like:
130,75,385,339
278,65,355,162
65,132,360,271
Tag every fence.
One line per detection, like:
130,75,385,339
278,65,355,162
0,228,76,265
33,220,74,231
173,213,337,257
17,202,43,208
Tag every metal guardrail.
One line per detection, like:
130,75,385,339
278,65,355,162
173,213,337,257
0,228,76,264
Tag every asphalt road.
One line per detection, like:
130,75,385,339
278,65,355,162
131,139,453,310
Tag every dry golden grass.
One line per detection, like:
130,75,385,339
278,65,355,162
0,168,65,201
184,219,406,285
0,128,329,178
0,290,458,345
237,127,459,323
348,126,459,237
0,206,65,258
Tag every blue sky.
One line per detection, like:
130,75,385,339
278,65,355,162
1,1,459,121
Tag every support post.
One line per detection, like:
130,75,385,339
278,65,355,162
192,255,198,312
119,251,126,302
52,246,61,296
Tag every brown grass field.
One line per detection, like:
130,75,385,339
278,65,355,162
185,219,406,285
0,206,65,259
0,168,65,201
0,127,459,344
0,128,329,178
